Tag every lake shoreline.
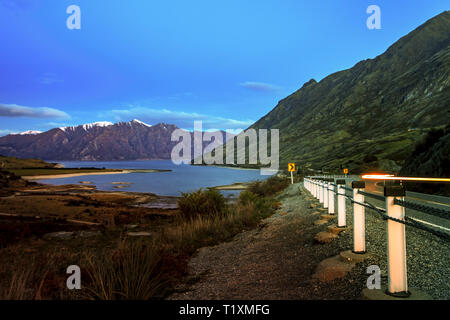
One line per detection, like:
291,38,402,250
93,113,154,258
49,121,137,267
22,169,171,180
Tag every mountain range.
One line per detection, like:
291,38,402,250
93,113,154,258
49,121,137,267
0,119,231,161
1,12,449,172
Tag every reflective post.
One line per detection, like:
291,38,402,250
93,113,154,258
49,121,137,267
336,179,346,227
352,181,365,253
319,181,324,204
323,181,329,209
385,185,409,297
328,181,335,215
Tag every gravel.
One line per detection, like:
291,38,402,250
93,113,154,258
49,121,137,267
169,182,449,300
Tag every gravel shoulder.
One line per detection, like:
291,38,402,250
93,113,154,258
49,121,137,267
169,182,450,300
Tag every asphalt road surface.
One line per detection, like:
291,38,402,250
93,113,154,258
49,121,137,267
344,178,450,232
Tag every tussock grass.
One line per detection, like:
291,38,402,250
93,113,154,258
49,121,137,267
82,239,167,300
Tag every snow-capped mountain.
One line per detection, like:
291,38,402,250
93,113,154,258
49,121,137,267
59,121,113,132
0,120,231,161
18,130,42,135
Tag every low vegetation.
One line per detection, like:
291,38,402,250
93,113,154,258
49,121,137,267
0,175,289,300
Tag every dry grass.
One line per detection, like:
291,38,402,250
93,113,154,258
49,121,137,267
0,177,288,300
81,239,168,300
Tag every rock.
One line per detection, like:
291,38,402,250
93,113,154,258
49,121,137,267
43,231,75,240
313,219,329,226
78,231,101,238
327,225,347,235
339,250,370,263
314,231,338,244
320,214,336,220
126,224,139,230
128,231,153,237
312,255,356,282
43,230,101,240
309,204,316,209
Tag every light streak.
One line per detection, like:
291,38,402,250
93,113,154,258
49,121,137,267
362,174,450,182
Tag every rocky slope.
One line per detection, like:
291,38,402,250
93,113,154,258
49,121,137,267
228,11,450,174
399,125,450,195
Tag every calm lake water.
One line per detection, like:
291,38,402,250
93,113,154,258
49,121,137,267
39,160,271,196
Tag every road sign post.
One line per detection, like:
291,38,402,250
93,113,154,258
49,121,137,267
288,163,295,184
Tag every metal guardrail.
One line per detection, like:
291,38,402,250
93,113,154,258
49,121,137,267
303,176,450,297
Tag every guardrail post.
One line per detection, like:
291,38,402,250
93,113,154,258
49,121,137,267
311,179,315,198
328,180,335,215
385,185,409,297
352,181,366,253
336,179,346,227
323,181,329,209
319,180,324,204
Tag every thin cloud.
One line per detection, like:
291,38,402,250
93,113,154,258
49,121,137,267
0,129,17,137
0,0,35,11
37,73,63,85
0,104,69,119
109,107,254,130
239,81,280,92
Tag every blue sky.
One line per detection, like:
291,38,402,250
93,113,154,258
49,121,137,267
0,0,448,135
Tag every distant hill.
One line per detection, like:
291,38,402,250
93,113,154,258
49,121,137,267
226,11,450,174
0,155,57,169
0,120,232,161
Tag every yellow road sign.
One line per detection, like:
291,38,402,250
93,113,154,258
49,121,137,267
288,163,295,172
343,168,349,174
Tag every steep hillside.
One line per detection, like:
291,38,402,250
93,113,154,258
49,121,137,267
399,125,450,195
245,11,450,174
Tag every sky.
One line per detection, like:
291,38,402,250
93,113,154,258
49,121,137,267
0,0,448,135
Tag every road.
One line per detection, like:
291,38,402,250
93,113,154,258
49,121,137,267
340,178,450,232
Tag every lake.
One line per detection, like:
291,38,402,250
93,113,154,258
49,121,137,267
39,160,272,196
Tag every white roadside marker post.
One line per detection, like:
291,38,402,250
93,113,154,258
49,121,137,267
385,185,409,297
352,181,366,253
319,180,324,204
328,180,335,215
336,179,346,227
323,181,329,209
314,180,318,199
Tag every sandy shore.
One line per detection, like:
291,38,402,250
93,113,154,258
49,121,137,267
213,183,249,190
22,170,132,180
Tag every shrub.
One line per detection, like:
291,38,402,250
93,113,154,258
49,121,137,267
248,175,289,197
178,188,227,219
